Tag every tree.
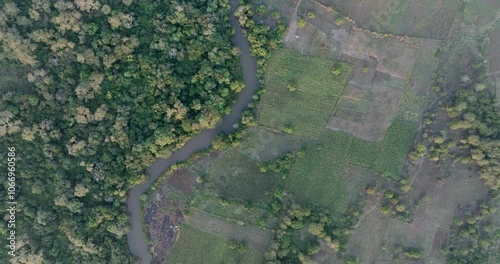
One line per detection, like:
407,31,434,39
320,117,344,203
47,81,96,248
307,11,316,19
297,18,307,28
307,241,321,255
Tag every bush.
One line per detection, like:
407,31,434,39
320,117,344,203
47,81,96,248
307,11,316,19
307,241,321,255
256,4,267,16
403,247,422,259
270,11,281,19
297,18,307,28
331,68,342,76
283,125,294,134
335,17,344,25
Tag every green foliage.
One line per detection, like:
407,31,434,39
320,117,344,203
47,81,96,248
0,0,241,262
426,77,500,190
446,202,497,264
169,224,261,263
255,4,267,16
297,18,307,28
306,241,321,255
235,4,286,60
258,49,352,137
335,17,344,25
307,11,316,19
259,151,302,178
265,200,352,263
402,247,422,259
270,11,281,19
287,82,297,92
375,120,418,180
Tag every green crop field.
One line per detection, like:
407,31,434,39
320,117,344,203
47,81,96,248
373,119,418,180
168,224,263,264
285,131,355,213
347,138,380,169
258,49,352,137
207,149,280,203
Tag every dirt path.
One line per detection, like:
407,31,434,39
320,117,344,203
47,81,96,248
284,0,303,43
353,196,380,229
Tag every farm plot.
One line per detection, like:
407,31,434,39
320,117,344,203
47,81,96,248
315,0,461,39
341,31,420,80
285,131,372,213
207,149,280,203
345,119,418,179
168,223,265,264
328,85,402,141
258,49,352,137
373,119,417,180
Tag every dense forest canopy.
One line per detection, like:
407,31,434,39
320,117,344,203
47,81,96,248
0,0,242,262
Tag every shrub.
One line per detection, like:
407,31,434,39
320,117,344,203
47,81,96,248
287,82,297,92
307,11,316,19
256,4,266,16
331,68,342,76
270,11,280,19
283,125,294,134
297,18,307,28
362,67,369,73
335,17,344,25
307,241,321,255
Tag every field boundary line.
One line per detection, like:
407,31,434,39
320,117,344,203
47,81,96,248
189,206,274,232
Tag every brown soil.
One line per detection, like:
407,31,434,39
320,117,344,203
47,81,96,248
430,228,449,257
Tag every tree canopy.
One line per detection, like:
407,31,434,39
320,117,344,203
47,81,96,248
0,0,241,262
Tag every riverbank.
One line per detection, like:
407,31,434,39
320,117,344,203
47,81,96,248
126,0,259,262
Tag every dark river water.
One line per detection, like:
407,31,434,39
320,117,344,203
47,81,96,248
126,0,258,262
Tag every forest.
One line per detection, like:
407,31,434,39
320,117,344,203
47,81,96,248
0,0,243,262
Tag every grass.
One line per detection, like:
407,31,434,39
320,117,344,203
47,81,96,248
207,149,280,203
285,131,354,213
346,119,418,180
237,127,303,162
258,49,352,137
168,224,263,264
190,195,278,229
374,119,418,180
347,138,379,169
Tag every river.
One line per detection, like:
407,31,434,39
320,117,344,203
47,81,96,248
126,0,258,262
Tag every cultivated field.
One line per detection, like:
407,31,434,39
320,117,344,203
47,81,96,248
315,0,461,39
168,223,265,264
145,0,499,263
206,149,280,203
257,49,352,137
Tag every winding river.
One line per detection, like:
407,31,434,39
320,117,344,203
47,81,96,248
126,0,258,262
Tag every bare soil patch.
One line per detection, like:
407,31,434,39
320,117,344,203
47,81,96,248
430,228,448,258
328,85,401,141
166,168,197,195
342,31,420,79
146,186,188,264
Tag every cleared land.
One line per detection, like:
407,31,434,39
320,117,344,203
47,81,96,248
258,49,352,137
206,149,280,203
147,1,498,263
315,0,461,39
168,223,265,264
